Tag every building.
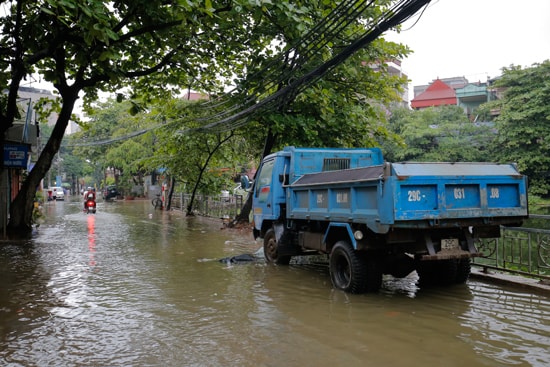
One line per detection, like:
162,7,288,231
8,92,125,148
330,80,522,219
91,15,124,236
386,59,410,108
455,82,490,117
411,76,496,119
369,59,410,108
413,76,468,97
1,86,81,231
17,87,58,126
410,79,457,109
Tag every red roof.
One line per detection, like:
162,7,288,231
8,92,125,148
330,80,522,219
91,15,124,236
411,79,457,109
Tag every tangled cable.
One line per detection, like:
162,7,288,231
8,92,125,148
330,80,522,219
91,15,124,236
67,0,432,147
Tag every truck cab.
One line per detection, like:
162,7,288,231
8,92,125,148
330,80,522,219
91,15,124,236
252,150,289,239
253,146,384,239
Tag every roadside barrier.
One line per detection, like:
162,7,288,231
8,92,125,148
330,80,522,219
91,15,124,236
475,214,550,282
169,192,244,219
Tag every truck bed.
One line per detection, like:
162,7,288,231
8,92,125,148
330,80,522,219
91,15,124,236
287,162,528,234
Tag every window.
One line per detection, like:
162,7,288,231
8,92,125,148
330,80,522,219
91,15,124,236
323,158,350,171
255,159,275,200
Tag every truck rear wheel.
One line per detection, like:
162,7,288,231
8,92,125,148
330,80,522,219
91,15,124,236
417,260,457,285
417,259,470,286
263,229,291,265
329,241,382,294
455,258,471,283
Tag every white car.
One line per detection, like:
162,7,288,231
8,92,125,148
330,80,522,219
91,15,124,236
51,187,65,201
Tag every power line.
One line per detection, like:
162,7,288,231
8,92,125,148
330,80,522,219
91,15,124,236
66,0,432,147
187,0,432,134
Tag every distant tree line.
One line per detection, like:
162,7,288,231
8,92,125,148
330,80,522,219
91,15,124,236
65,60,550,213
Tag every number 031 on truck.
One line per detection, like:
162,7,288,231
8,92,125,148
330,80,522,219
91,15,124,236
252,147,528,294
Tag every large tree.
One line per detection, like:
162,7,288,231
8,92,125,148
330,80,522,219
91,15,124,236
0,0,331,233
382,105,495,162
242,39,411,152
71,99,156,194
1,0,431,233
480,61,550,196
144,98,241,215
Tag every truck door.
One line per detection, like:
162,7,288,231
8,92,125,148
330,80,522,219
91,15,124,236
253,157,278,231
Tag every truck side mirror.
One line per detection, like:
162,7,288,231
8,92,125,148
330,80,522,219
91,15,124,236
240,175,251,189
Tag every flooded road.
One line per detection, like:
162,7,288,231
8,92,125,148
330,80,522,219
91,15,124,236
1,199,549,367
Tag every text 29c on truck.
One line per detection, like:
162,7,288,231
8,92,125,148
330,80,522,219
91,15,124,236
252,147,528,294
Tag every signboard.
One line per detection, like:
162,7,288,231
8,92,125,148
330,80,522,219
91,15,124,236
3,143,29,168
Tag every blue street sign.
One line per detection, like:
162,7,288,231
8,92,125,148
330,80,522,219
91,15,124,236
3,144,29,168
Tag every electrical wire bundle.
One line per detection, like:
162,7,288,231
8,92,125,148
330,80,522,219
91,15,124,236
68,0,432,147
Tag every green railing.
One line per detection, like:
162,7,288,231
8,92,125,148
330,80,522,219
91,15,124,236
474,215,550,281
169,193,244,220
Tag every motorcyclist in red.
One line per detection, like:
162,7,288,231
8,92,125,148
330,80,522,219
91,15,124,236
83,187,96,210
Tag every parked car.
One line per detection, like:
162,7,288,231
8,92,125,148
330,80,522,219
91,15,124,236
103,185,119,201
51,187,64,201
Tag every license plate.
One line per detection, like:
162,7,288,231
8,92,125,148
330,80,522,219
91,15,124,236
441,238,459,250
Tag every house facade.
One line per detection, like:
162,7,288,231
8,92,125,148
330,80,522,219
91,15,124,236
410,79,457,109
411,76,497,119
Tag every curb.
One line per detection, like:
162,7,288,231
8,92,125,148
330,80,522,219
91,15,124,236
470,268,550,295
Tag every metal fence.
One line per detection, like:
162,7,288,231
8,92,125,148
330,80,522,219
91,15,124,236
474,215,550,281
169,192,244,220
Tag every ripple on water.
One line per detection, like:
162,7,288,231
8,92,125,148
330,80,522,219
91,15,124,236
459,281,550,366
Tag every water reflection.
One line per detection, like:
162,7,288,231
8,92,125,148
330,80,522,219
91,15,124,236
87,214,96,267
0,200,548,366
461,283,550,366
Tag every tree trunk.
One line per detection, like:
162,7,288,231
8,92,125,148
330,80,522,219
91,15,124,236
233,192,253,224
185,132,234,216
186,160,210,216
7,93,77,235
231,128,277,225
165,176,176,211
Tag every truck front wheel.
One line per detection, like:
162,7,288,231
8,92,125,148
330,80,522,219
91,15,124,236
263,229,291,265
329,241,382,294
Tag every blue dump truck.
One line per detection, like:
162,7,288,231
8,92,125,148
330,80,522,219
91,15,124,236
252,147,528,293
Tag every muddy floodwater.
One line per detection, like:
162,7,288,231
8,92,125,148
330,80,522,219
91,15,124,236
1,199,549,367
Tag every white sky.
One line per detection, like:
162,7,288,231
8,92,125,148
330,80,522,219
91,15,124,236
385,0,550,93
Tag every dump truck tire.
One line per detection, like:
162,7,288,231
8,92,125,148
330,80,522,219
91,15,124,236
329,241,382,293
419,259,470,285
263,229,291,265
455,258,471,283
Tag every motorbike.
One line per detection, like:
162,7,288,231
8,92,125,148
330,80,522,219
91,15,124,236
85,199,96,214
84,195,97,214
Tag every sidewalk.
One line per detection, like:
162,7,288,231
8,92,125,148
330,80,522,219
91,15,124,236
470,267,550,295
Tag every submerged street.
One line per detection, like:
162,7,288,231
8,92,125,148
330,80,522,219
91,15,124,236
1,199,549,366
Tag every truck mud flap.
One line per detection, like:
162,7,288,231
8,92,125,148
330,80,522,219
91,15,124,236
273,223,299,256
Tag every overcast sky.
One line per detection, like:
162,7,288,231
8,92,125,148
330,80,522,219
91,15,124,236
385,0,550,92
